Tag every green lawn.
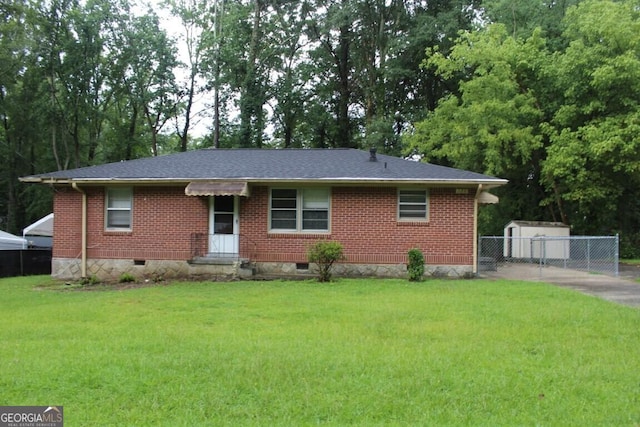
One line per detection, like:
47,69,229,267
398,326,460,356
1,276,640,426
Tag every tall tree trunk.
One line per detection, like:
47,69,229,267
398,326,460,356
126,104,137,160
1,90,17,233
239,0,263,148
336,16,351,148
72,115,80,168
214,83,220,149
553,181,569,225
180,69,195,152
283,117,293,148
213,0,224,149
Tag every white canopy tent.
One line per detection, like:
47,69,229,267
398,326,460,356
0,230,28,250
22,213,54,248
23,213,54,237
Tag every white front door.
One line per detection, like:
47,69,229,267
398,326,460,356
209,196,239,256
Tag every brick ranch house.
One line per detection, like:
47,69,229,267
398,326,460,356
20,148,506,281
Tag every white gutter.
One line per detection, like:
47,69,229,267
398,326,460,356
72,182,87,278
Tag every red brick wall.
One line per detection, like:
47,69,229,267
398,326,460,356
53,184,475,265
53,186,208,260
52,187,83,258
240,186,475,265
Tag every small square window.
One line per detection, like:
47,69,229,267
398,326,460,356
398,190,428,220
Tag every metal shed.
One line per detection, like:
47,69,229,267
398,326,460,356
504,220,570,260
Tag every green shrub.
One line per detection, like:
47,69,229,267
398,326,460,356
307,240,345,282
80,275,100,286
620,232,640,259
119,272,136,283
407,248,425,281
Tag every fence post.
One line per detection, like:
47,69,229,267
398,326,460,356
540,237,544,277
477,237,481,273
615,234,619,277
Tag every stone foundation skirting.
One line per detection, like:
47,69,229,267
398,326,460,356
256,262,474,279
52,258,240,282
52,257,474,282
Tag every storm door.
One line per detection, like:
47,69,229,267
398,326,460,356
209,196,238,256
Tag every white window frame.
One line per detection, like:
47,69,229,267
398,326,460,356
398,189,428,221
105,187,133,230
269,188,330,233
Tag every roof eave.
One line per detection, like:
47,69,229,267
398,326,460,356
20,176,508,188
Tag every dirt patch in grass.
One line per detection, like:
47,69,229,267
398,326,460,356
78,281,171,291
34,278,174,292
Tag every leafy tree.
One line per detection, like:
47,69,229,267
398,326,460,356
236,0,268,148
359,0,482,155
52,0,117,167
1,0,30,233
168,0,212,151
306,0,356,148
407,27,552,233
202,0,280,148
409,0,640,242
267,1,311,148
541,0,640,234
0,0,185,233
108,11,179,159
481,0,580,50
32,0,80,171
304,0,482,151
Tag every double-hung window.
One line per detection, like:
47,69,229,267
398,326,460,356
270,189,297,230
398,189,428,221
270,188,329,232
106,187,132,230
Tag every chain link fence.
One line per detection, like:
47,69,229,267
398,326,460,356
478,235,619,277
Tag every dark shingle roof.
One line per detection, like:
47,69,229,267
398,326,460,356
21,148,506,187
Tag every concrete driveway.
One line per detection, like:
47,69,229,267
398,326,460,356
479,263,640,308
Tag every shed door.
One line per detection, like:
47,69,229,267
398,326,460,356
209,196,238,256
506,226,514,258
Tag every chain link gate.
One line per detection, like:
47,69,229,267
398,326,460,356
478,235,619,277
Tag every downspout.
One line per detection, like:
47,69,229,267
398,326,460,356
473,184,482,275
72,182,87,278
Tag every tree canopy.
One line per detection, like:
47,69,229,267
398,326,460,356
407,0,640,255
2,0,640,256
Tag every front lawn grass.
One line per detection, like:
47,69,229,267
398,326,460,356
1,276,640,426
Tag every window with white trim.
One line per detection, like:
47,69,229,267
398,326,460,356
398,189,428,220
106,187,132,230
270,188,330,232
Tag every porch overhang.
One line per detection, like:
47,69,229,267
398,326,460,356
185,181,250,197
477,191,499,204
